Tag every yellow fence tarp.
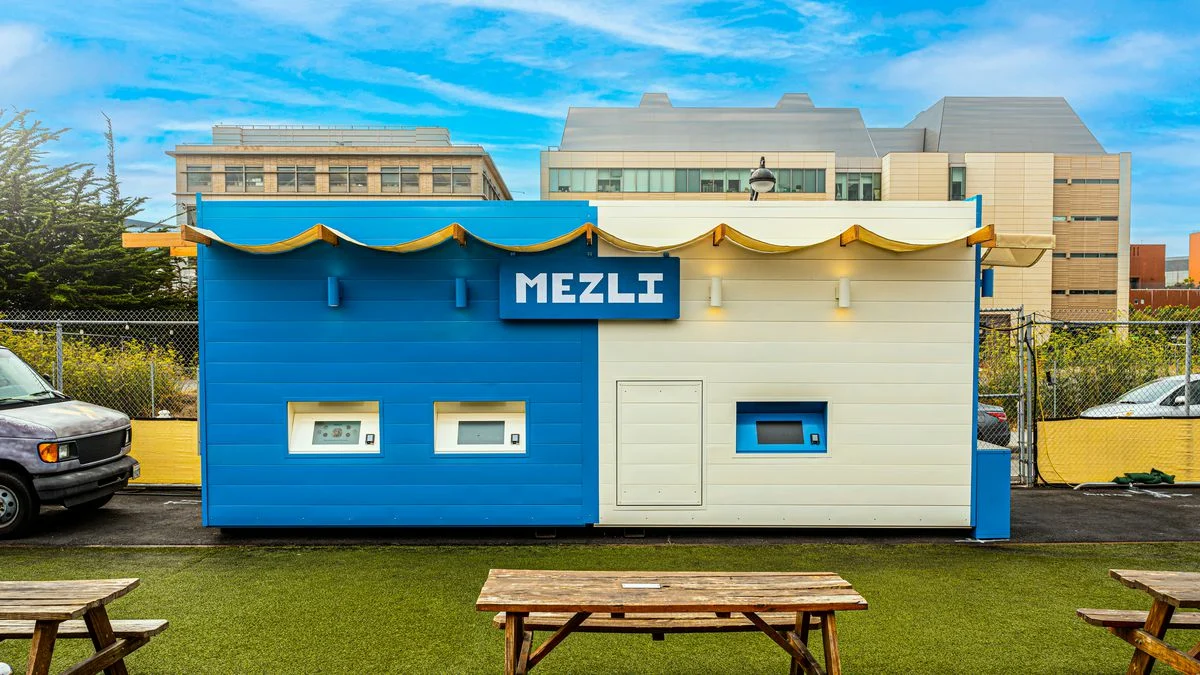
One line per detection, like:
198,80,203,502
129,419,200,485
1037,418,1200,484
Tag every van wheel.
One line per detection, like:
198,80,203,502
0,470,37,539
66,494,114,512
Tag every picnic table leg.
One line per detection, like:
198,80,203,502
83,607,129,675
819,612,842,675
504,612,527,675
26,620,59,675
1128,600,1175,675
789,612,812,675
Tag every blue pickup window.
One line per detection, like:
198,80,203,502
736,402,828,454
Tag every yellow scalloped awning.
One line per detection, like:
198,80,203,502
175,222,1010,256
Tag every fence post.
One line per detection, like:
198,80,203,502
54,321,64,391
149,358,156,416
1186,322,1193,418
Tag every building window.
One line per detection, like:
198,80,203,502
1053,215,1068,222
185,165,211,191
1070,215,1119,222
597,169,622,192
1052,289,1067,295
1053,252,1068,258
835,172,881,201
949,166,966,201
548,167,823,194
774,169,826,194
1072,178,1120,185
329,166,367,193
482,172,503,200
434,166,472,194
382,167,419,194
277,166,315,192
1053,178,1069,184
433,401,525,454
224,166,263,193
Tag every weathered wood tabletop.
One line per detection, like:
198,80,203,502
0,579,143,675
477,569,867,675
1108,570,1200,675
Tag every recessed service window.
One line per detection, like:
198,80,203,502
434,401,526,454
288,401,380,454
736,402,827,454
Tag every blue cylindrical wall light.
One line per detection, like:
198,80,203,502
327,276,341,307
455,278,469,308
981,268,994,298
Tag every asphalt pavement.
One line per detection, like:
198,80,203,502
2,485,1198,547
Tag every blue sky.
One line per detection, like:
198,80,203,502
2,0,1198,251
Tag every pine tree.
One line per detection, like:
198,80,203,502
0,110,190,310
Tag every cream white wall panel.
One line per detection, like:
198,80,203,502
607,505,970,527
595,201,978,528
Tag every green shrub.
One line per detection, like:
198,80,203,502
0,325,196,418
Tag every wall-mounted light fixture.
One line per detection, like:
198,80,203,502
836,277,851,308
327,277,341,308
710,276,723,307
455,278,469,308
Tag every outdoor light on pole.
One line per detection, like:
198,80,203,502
748,156,776,201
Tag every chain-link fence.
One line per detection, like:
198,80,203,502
1028,315,1200,487
0,309,198,419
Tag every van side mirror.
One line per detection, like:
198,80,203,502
40,373,53,384
1175,395,1187,406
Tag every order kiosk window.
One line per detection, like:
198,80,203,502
288,401,380,454
434,401,526,454
736,402,827,454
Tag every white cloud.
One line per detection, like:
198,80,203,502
875,15,1189,105
436,0,863,59
0,23,42,72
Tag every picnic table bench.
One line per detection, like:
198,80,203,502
477,569,868,675
1078,569,1200,674
0,579,167,675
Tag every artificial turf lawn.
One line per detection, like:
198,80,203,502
0,543,1197,673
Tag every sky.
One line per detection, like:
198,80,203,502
1,0,1199,252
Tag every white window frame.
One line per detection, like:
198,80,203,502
287,401,380,455
434,401,526,454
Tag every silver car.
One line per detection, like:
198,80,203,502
0,347,139,538
1081,375,1200,418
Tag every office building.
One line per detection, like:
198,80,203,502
1130,244,1166,289
542,94,1130,318
1166,256,1189,287
169,125,511,218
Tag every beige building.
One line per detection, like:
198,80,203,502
541,94,1130,318
170,125,511,217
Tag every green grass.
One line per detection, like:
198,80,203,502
0,543,1197,673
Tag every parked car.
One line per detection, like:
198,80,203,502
1081,375,1200,418
0,346,139,538
978,402,1011,447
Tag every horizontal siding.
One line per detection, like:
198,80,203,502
597,229,976,527
200,238,597,527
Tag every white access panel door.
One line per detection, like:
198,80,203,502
616,381,703,506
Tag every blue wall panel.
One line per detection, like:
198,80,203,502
199,234,599,527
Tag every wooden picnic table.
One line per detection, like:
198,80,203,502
476,569,868,675
1082,570,1200,674
0,579,153,675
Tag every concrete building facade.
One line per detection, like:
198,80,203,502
169,125,511,218
541,94,1130,318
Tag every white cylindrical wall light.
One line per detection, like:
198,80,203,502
836,277,851,308
710,276,723,307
